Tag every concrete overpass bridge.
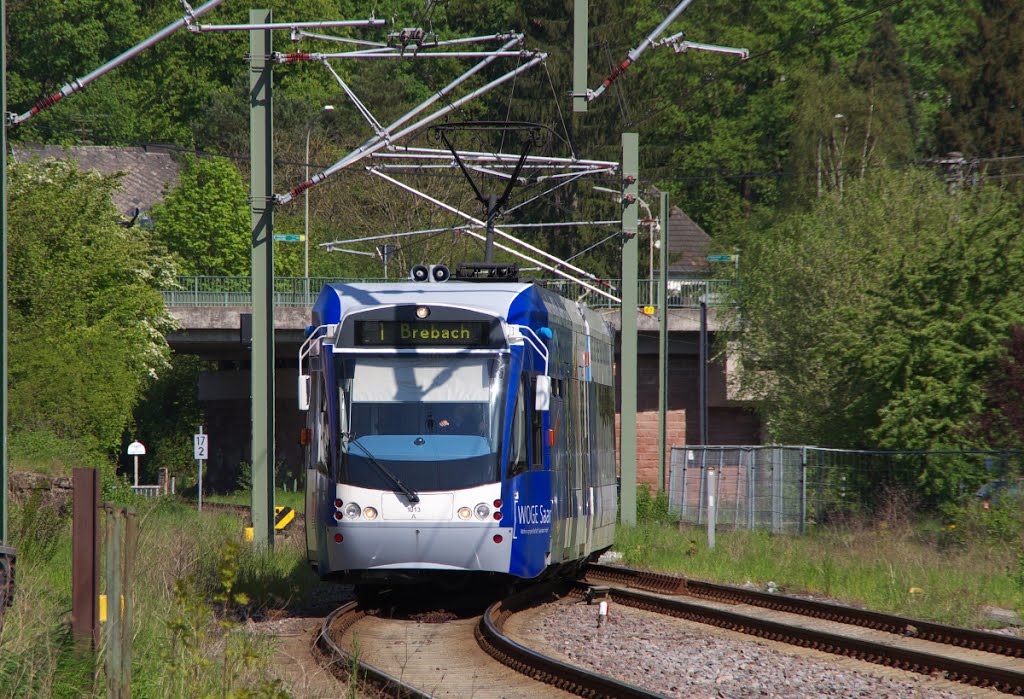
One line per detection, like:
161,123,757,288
162,276,758,489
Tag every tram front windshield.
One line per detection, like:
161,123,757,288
336,355,507,491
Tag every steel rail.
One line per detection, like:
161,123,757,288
476,584,672,699
576,583,1024,696
585,563,1024,659
316,601,432,698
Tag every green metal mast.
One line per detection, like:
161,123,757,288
658,191,669,491
249,9,275,550
1,0,8,544
620,133,639,526
573,0,589,112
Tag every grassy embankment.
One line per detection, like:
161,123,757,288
0,479,326,699
616,488,1024,629
4,473,1023,697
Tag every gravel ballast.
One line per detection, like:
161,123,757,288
517,600,978,699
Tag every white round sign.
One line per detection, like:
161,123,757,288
127,440,146,456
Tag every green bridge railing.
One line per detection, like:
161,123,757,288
160,276,738,309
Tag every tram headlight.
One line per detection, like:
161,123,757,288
416,305,430,319
344,502,362,519
457,507,473,520
474,503,490,520
362,507,378,520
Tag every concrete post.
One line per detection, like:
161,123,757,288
706,466,716,549
104,506,123,697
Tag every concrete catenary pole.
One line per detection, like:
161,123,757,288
250,9,275,550
620,133,639,525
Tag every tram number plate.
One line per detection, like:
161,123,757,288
381,492,454,520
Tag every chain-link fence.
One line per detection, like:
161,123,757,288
668,446,1024,533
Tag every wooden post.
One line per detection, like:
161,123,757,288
72,468,99,648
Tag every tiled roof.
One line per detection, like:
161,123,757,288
665,204,711,275
11,144,180,217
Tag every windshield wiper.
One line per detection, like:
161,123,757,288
346,436,420,504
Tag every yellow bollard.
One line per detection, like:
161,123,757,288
244,527,254,542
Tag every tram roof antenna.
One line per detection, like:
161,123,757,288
9,0,229,125
583,0,747,104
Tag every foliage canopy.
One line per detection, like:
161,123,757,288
7,159,178,453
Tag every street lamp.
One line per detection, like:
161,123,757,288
305,105,335,303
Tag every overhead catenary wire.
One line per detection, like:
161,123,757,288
628,0,910,128
588,0,699,102
276,38,542,204
369,168,619,300
10,0,231,125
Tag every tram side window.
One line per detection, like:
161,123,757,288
507,380,528,478
317,384,331,476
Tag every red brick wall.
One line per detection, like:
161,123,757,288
615,409,686,491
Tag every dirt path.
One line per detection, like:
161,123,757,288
248,582,361,698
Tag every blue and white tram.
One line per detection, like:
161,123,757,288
299,281,617,587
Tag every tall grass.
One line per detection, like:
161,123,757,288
1,491,322,698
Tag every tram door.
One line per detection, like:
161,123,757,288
566,350,586,559
304,378,325,564
580,327,593,557
564,377,581,561
548,391,567,561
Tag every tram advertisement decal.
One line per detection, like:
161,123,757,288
515,500,552,535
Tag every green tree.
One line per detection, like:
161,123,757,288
151,155,250,276
974,326,1024,450
128,354,210,483
735,169,1024,501
937,0,1024,157
7,158,178,453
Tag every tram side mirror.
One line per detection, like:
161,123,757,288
298,374,310,411
535,375,551,412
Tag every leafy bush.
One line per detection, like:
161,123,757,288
945,495,1024,544
635,484,676,526
9,429,107,475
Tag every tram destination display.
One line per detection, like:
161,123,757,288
355,320,493,347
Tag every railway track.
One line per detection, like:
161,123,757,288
315,585,667,698
584,563,1024,695
312,567,1024,697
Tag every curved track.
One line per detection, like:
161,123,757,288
315,587,667,698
